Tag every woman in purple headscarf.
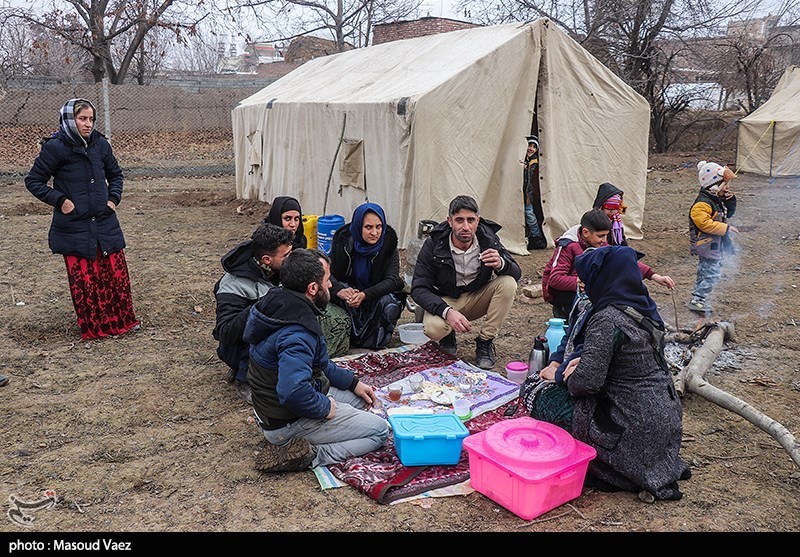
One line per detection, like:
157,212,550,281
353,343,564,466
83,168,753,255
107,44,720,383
328,202,407,349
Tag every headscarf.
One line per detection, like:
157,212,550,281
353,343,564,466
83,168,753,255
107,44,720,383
603,194,625,245
350,202,386,290
265,196,306,249
574,245,663,326
59,98,96,148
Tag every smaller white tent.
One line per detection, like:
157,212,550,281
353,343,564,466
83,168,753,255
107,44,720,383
737,65,800,177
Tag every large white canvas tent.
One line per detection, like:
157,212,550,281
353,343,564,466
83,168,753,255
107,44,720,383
232,19,650,254
737,65,800,178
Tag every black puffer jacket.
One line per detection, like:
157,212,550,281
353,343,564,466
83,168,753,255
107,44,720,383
411,219,521,318
25,128,125,259
328,223,405,299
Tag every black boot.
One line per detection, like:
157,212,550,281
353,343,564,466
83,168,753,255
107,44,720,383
438,331,457,356
475,337,496,370
529,235,548,250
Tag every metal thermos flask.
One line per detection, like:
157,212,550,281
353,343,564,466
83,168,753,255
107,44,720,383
527,336,548,376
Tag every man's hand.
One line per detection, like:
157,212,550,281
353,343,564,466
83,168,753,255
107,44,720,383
445,308,472,333
61,199,75,214
325,396,337,419
354,381,378,409
651,274,676,290
107,200,116,211
728,225,739,234
478,249,503,270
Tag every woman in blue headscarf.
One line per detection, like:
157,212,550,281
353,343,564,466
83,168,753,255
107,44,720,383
529,245,690,502
329,202,407,349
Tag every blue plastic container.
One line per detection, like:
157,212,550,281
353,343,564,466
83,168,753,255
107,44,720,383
544,318,567,355
388,413,470,466
316,214,345,255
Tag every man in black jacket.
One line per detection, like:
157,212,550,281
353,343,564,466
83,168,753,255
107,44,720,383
411,195,521,369
212,223,294,404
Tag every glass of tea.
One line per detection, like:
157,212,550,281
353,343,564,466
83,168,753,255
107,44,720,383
388,385,403,402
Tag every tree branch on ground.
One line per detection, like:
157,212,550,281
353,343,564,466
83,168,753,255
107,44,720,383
674,321,800,469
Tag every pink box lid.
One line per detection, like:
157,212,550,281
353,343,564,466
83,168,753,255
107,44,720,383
505,361,529,372
463,417,596,481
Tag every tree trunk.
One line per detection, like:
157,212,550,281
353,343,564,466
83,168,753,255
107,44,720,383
675,321,800,469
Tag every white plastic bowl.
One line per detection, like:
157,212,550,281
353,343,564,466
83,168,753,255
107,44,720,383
398,322,429,344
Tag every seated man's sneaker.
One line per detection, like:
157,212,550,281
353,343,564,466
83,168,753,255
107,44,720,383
438,330,457,356
475,337,497,370
255,438,315,473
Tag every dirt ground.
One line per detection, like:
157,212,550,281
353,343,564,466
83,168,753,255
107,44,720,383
1,149,798,534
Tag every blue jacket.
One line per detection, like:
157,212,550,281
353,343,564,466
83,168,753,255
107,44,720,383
25,128,125,259
244,287,358,430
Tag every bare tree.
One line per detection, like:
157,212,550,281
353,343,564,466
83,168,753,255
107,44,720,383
0,9,36,83
456,0,773,152
224,0,422,50
7,0,210,84
166,27,228,75
715,11,800,114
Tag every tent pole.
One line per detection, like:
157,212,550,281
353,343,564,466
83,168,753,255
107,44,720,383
769,122,776,178
734,120,740,169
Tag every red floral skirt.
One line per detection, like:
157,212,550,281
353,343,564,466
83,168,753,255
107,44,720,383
63,248,139,341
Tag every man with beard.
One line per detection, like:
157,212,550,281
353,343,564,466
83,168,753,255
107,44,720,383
244,249,389,473
411,195,521,370
213,223,294,405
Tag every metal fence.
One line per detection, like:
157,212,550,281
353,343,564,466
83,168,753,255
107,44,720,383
0,75,740,182
0,76,274,180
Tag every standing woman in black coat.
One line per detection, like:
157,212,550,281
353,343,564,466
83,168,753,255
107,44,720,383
25,98,139,341
329,202,406,349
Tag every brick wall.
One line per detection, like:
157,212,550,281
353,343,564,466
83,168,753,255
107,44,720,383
373,16,480,45
256,61,305,80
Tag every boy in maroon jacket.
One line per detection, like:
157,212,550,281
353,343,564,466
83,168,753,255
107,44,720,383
542,209,674,319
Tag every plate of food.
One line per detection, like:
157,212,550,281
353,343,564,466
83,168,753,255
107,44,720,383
429,389,458,406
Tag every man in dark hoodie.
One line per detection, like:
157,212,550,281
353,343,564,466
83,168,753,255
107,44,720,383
244,249,389,473
411,195,521,370
212,223,294,404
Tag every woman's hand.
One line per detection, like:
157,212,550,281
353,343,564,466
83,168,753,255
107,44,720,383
539,361,559,381
61,199,75,214
347,291,366,308
337,287,357,301
563,357,581,380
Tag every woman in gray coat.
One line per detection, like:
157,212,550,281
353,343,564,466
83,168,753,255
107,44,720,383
532,245,690,501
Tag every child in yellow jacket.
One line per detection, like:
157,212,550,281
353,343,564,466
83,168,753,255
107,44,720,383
688,161,739,314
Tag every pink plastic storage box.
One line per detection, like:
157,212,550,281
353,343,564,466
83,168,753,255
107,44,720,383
388,413,469,466
462,417,596,520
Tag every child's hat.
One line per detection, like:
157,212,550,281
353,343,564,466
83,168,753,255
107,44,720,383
526,135,539,149
697,160,726,189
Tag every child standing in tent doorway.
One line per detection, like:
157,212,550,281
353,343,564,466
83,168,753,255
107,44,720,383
521,135,547,250
688,160,738,315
